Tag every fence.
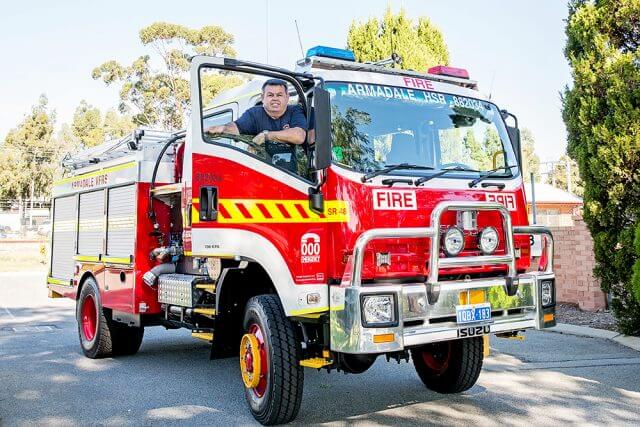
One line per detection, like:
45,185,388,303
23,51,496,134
547,214,607,311
0,198,51,238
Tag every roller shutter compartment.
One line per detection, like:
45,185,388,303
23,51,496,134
106,185,136,259
51,195,77,280
78,190,105,256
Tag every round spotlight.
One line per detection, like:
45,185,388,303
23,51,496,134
442,226,465,257
478,226,499,254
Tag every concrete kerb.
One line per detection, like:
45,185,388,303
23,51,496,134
548,323,640,352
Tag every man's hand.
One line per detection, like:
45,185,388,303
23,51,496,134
205,125,225,135
252,131,268,146
205,122,240,136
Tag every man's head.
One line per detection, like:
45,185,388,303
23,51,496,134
261,79,289,117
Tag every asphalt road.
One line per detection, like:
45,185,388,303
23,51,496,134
1,271,639,426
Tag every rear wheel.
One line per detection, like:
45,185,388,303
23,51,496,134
77,277,144,358
240,295,304,425
410,337,483,393
77,278,113,358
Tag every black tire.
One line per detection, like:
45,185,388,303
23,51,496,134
76,277,113,359
242,295,304,425
111,323,144,356
411,337,483,393
335,353,377,374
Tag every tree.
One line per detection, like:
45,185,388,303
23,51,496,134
520,128,540,183
347,7,449,71
71,100,105,148
482,128,502,169
563,0,640,335
0,96,62,201
68,100,135,148
463,130,484,170
92,22,243,131
546,155,583,196
440,129,467,165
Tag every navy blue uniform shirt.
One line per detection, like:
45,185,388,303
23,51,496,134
234,104,307,172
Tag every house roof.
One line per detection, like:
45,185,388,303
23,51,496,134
524,182,583,205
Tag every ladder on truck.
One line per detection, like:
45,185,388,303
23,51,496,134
60,128,180,172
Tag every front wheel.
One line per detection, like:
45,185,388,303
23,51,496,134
240,295,304,425
410,337,483,393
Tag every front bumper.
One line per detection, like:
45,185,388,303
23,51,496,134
329,201,556,354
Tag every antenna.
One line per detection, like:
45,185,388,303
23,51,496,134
265,0,269,62
488,69,496,100
390,27,398,68
295,20,305,58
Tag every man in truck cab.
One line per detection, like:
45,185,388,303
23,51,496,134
206,78,307,172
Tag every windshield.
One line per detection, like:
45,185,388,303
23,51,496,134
327,82,518,178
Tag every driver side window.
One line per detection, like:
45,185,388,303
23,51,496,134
203,109,233,129
203,108,252,151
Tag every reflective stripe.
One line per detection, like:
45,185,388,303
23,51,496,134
191,198,349,224
183,251,235,258
290,306,329,316
74,255,101,262
47,277,71,286
102,256,132,264
53,161,137,185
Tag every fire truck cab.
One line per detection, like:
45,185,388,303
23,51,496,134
48,47,556,425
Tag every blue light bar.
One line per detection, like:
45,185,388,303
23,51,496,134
306,45,356,62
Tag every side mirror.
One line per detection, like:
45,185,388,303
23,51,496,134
501,109,522,171
506,126,522,170
312,86,332,170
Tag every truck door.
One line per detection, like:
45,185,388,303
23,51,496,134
188,56,330,314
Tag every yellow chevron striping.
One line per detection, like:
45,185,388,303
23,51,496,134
191,198,349,224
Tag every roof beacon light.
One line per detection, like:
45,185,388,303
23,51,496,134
428,65,470,79
306,45,356,62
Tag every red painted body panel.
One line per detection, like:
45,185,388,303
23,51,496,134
132,182,172,315
102,266,135,312
191,153,531,284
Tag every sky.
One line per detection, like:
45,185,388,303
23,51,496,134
0,0,572,161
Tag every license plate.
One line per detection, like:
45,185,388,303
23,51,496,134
455,303,491,324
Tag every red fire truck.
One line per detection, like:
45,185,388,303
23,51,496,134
48,46,556,425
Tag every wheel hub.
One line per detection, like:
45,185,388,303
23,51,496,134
421,341,452,374
81,294,97,341
240,333,262,389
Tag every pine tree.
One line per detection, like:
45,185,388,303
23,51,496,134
564,0,640,334
347,7,449,71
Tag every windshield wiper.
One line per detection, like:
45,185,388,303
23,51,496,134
414,166,479,186
361,163,434,183
468,165,518,188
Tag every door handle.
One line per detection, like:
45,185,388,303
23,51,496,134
199,186,218,221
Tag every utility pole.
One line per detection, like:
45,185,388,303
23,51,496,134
530,173,537,224
29,179,34,228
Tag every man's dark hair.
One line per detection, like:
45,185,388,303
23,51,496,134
261,78,288,92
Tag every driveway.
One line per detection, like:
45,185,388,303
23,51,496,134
1,271,639,425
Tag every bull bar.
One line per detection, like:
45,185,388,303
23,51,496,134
329,201,556,354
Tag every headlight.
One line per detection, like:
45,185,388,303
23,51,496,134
442,226,465,256
361,294,396,327
478,226,499,254
541,280,554,307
